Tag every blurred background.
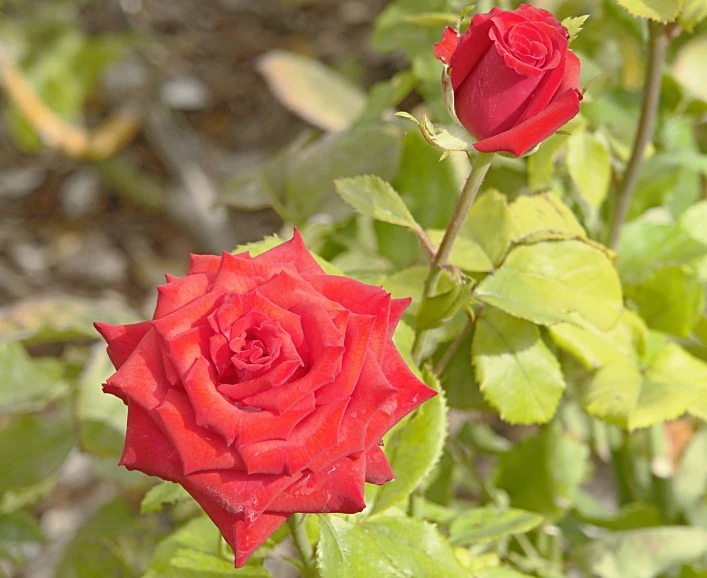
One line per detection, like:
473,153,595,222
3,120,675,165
1,0,706,576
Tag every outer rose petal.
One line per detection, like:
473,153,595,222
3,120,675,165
456,47,543,139
268,455,366,514
186,254,222,276
388,297,411,337
212,252,297,293
104,327,170,410
365,445,395,485
450,18,495,91
473,87,581,157
94,320,151,369
434,26,458,65
239,398,349,475
153,273,209,319
257,228,324,276
151,290,227,340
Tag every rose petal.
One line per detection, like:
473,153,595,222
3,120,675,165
364,445,395,485
235,394,316,448
119,402,182,480
184,468,303,528
304,275,392,362
94,320,151,369
184,489,288,569
515,3,569,38
165,325,212,378
218,357,303,400
153,274,209,319
456,46,543,139
388,297,412,337
269,455,366,514
256,271,338,313
212,252,296,293
154,389,246,475
186,254,222,276
241,290,305,351
514,46,567,125
239,398,349,475
183,356,242,444
152,290,227,341
315,313,375,404
104,327,171,410
473,87,581,157
365,341,437,448
309,351,396,472
256,229,324,276
450,18,495,91
434,26,458,65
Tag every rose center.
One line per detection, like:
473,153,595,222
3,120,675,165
229,322,283,377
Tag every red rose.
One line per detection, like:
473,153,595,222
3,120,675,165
434,4,582,157
94,231,435,567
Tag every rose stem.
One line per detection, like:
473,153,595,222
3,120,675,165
432,315,475,376
286,514,317,577
608,21,669,250
412,151,494,365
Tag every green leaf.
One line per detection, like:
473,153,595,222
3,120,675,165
527,135,568,192
472,307,565,425
463,189,512,267
614,0,686,21
0,414,74,494
583,344,707,429
575,527,707,578
679,0,707,31
562,15,590,41
635,266,705,337
257,50,365,131
449,508,543,545
141,482,193,514
0,341,68,413
169,549,267,576
616,221,707,285
382,266,428,307
317,514,472,578
509,193,586,244
371,369,447,515
352,72,417,129
548,310,646,370
566,132,611,207
427,229,493,272
416,281,472,330
285,125,402,221
575,502,663,531
335,175,419,229
475,240,623,331
57,498,140,578
0,511,44,564
495,426,589,518
680,201,707,244
0,295,137,343
473,569,534,578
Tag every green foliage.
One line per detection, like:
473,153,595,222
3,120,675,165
495,426,589,519
317,514,472,577
141,482,194,515
472,307,565,424
475,240,623,331
614,0,687,22
449,507,544,545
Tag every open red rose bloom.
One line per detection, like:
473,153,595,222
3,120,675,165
435,4,582,157
94,231,436,567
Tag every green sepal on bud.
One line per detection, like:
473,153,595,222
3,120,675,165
395,112,476,155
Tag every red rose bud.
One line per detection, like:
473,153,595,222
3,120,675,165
94,230,436,567
436,4,582,157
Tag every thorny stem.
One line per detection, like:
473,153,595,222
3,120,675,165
412,152,494,364
608,21,669,249
287,514,317,578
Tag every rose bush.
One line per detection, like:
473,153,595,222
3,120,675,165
94,231,435,567
434,4,582,157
